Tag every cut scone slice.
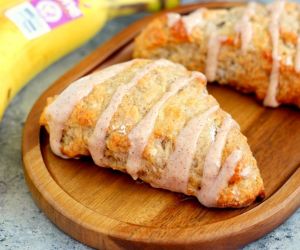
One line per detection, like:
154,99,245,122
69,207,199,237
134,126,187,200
40,59,265,208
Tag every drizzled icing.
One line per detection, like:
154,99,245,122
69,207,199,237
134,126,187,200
166,3,287,107
167,9,205,35
45,61,133,158
153,109,240,206
198,149,242,207
295,36,300,72
236,2,256,52
126,72,206,180
264,0,285,107
88,59,173,166
240,165,252,178
182,9,205,35
197,115,238,206
157,105,219,193
167,9,223,83
47,58,244,206
202,115,234,176
206,27,227,82
167,13,180,27
167,9,224,83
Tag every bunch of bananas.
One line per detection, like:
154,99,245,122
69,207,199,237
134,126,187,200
0,0,179,120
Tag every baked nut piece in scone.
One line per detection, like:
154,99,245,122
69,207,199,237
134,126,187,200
40,59,265,208
134,0,300,108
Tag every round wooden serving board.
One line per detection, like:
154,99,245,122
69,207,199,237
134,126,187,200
22,2,300,249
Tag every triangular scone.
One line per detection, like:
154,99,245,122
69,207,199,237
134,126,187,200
134,1,300,108
40,59,265,208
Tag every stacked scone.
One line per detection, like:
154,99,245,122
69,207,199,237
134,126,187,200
40,59,265,208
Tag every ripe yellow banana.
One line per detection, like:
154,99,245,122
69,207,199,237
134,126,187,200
0,0,179,120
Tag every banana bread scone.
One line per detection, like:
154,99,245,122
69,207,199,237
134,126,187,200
40,59,264,208
133,0,300,108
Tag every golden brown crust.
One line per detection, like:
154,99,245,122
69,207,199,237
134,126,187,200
133,2,300,107
40,59,264,208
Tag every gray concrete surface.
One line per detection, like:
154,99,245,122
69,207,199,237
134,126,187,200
0,1,299,249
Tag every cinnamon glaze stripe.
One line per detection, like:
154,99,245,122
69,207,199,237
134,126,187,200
264,0,285,107
167,9,204,34
83,60,241,205
157,105,219,194
203,115,235,179
167,1,287,107
205,30,227,82
45,61,133,158
198,115,236,206
198,149,242,207
235,2,256,52
127,72,206,180
182,9,205,35
167,13,180,27
152,108,240,206
88,59,174,166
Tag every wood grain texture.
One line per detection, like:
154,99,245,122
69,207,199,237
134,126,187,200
22,2,300,249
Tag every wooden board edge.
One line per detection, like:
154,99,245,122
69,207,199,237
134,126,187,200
21,1,300,249
21,47,300,250
21,130,300,249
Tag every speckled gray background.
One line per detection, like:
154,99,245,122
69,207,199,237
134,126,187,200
0,1,299,249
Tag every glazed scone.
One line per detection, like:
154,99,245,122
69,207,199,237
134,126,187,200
40,59,265,208
134,0,300,108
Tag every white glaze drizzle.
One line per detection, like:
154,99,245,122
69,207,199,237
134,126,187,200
45,61,133,158
88,59,173,166
205,27,227,82
167,13,181,27
295,36,300,72
236,2,256,52
157,105,219,193
198,149,243,207
126,72,206,180
202,115,234,178
285,56,293,66
196,115,235,206
182,9,205,35
240,165,252,178
167,9,205,35
263,0,285,107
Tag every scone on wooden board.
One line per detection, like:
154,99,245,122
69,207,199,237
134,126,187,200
134,0,300,108
40,59,265,208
